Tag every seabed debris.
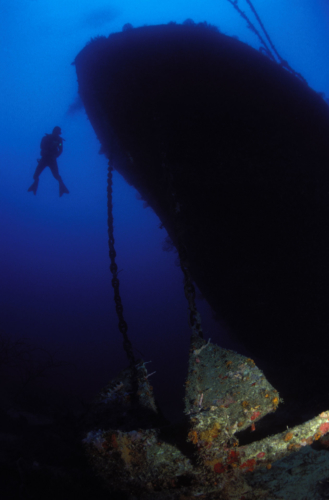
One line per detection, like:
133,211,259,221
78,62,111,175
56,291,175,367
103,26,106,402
83,337,329,499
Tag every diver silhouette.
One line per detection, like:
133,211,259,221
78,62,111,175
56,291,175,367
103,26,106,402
28,126,69,197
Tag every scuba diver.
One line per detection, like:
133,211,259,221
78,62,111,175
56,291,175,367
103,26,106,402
28,126,69,197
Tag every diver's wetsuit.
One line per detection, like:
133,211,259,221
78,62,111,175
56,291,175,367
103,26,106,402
28,128,69,197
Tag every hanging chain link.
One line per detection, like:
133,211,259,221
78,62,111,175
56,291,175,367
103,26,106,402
107,141,203,343
107,160,136,366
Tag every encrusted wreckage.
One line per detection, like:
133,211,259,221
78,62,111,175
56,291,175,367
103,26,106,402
83,338,329,499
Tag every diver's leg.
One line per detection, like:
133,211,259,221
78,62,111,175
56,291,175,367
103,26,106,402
33,157,47,179
28,158,47,194
49,159,69,197
49,159,60,180
27,178,39,194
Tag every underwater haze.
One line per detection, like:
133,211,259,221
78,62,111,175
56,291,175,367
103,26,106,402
1,0,329,419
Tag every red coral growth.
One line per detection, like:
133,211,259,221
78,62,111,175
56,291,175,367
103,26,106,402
214,462,226,473
319,422,329,435
257,452,266,459
250,411,261,421
227,450,240,464
239,458,256,472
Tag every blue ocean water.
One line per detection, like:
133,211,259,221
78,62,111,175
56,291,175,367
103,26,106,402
0,0,328,420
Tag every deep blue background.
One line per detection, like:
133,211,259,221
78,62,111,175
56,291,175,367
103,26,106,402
1,0,328,420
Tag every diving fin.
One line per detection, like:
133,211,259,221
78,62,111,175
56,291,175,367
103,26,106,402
27,178,39,195
59,179,69,197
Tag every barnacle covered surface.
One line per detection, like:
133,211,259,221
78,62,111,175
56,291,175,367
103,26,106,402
82,361,197,496
83,355,329,499
185,337,279,436
81,333,329,497
83,427,195,496
185,336,280,470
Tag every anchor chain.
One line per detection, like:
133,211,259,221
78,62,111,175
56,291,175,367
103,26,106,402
107,160,136,366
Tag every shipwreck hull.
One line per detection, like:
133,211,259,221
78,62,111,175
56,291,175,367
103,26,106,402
75,23,329,413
